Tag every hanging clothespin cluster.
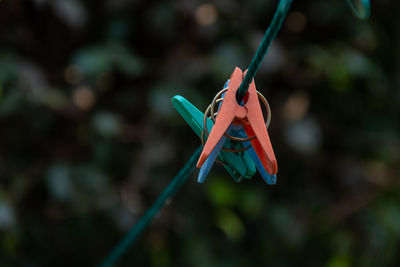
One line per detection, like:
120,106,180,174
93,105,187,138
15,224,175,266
173,67,277,184
100,1,376,265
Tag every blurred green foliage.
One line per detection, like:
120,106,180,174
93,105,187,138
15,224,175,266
0,0,399,266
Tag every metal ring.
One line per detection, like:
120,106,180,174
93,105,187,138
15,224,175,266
210,88,229,122
208,87,272,142
209,88,254,142
201,87,272,154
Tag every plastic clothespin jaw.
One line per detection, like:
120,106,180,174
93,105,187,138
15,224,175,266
198,88,228,183
196,67,278,177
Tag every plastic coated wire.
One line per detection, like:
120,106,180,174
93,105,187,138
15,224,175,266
98,147,202,267
236,0,293,102
99,1,293,266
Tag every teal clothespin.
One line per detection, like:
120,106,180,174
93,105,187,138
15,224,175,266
172,95,256,182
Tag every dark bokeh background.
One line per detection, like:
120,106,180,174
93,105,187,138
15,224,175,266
1,0,399,266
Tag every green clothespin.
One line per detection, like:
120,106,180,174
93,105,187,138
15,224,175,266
172,95,256,181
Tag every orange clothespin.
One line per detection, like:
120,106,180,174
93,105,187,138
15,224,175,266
196,67,277,175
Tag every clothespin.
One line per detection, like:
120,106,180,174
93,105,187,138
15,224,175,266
171,95,256,182
197,67,278,179
198,83,229,183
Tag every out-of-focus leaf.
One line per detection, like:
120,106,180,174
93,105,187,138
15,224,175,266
326,254,351,267
47,165,74,201
284,116,322,154
206,178,237,207
92,111,123,137
0,54,18,84
238,189,265,219
0,198,15,230
216,208,245,241
51,0,87,28
210,42,247,80
71,42,143,78
375,202,400,236
0,90,24,118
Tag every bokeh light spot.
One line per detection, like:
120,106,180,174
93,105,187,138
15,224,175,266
195,3,218,26
216,209,245,241
64,65,83,85
73,86,96,110
286,11,307,33
282,91,310,121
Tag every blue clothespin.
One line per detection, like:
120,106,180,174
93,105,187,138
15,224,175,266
230,125,277,185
